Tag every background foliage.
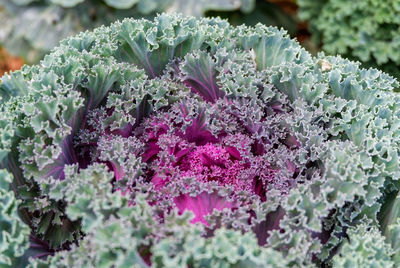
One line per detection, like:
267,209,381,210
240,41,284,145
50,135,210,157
297,0,400,79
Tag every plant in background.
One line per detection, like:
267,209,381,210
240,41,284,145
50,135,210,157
1,13,400,267
297,0,400,79
0,0,255,64
206,0,297,33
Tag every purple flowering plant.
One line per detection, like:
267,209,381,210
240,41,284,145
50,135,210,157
2,14,400,267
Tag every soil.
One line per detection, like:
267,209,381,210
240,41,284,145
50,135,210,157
266,0,318,54
267,0,298,14
0,47,24,77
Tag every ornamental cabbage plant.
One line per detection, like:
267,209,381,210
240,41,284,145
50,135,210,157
0,0,254,63
297,0,400,79
2,13,400,267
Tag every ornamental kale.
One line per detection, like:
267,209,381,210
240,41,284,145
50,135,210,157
297,0,400,79
1,13,400,267
0,0,254,63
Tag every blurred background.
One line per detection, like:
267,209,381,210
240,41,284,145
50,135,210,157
1,0,398,79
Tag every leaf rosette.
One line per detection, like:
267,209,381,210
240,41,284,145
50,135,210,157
1,13,400,267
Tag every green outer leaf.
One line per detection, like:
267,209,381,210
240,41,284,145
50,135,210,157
332,222,394,268
0,169,30,267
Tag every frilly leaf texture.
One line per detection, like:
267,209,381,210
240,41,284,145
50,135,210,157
0,169,30,267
